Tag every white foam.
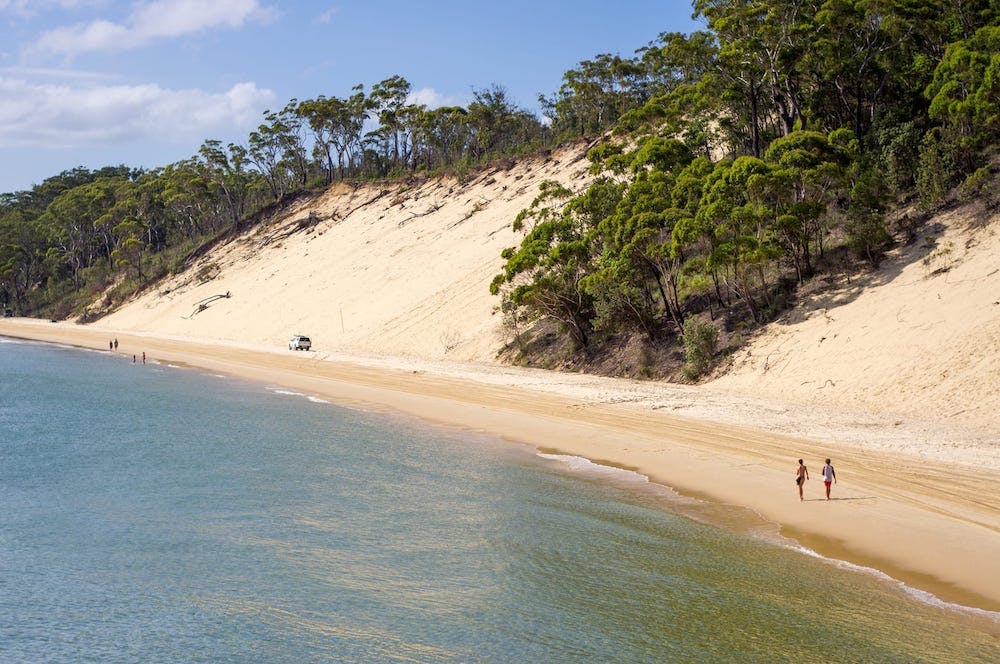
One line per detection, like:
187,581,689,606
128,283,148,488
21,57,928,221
536,453,698,507
267,388,304,397
265,387,331,405
786,543,1000,621
537,452,647,481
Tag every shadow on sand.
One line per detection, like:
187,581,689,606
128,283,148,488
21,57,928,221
803,496,877,502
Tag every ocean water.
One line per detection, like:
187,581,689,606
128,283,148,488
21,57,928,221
1,338,997,663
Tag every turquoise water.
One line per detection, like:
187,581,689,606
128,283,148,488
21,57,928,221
1,338,997,663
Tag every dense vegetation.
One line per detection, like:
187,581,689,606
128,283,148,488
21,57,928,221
1,0,996,381
0,77,549,317
492,0,999,378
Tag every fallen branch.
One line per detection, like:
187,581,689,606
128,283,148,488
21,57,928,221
183,291,231,319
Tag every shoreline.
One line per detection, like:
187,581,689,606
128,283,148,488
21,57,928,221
3,318,998,618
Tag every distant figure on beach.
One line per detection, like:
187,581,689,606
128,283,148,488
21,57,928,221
821,458,837,500
142,352,146,364
796,459,809,501
114,338,118,350
132,354,136,364
109,340,113,351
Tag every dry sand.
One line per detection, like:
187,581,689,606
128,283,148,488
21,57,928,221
2,144,998,615
97,144,599,363
713,202,1000,438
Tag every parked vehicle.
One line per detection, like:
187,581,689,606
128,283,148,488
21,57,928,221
288,335,311,351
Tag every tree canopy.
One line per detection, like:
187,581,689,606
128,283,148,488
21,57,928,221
492,0,998,375
2,0,996,373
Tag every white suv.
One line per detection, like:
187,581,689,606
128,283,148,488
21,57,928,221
289,335,311,351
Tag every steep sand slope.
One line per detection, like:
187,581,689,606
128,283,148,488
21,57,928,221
100,147,998,448
102,144,596,362
712,203,1000,435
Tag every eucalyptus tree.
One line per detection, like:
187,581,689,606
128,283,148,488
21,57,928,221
410,105,471,170
110,216,147,281
754,130,851,281
805,0,943,145
370,75,415,172
923,25,1000,183
196,140,254,231
297,95,342,184
492,181,596,348
248,105,303,200
584,138,695,337
154,161,222,240
696,0,814,139
297,87,368,182
542,53,649,139
0,208,46,308
37,179,122,286
336,87,370,176
690,157,783,322
637,31,718,96
278,100,311,186
467,85,513,158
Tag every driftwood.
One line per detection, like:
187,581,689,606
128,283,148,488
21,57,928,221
183,291,231,319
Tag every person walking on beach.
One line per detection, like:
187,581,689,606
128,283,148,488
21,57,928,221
821,458,837,500
796,459,809,501
109,340,113,351
142,351,146,364
114,338,118,350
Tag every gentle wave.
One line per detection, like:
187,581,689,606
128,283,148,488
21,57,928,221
790,542,1000,621
536,452,694,507
266,387,331,405
536,452,645,479
537,452,999,623
267,388,305,397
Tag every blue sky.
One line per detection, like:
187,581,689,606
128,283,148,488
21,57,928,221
0,0,699,194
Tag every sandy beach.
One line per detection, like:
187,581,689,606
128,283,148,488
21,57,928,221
3,317,998,617
4,143,998,619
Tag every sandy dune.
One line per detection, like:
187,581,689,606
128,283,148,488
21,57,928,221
3,144,998,616
714,202,1000,437
101,143,596,362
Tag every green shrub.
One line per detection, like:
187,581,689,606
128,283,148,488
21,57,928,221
682,317,718,380
959,166,999,207
916,131,954,209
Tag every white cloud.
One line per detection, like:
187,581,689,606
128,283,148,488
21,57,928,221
30,0,278,58
315,6,338,25
0,75,275,147
407,87,465,109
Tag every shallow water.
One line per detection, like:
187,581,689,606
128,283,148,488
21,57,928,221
1,338,997,662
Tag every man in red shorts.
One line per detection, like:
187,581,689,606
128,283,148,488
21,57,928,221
821,458,837,500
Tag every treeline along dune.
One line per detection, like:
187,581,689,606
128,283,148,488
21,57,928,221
1,1,997,423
